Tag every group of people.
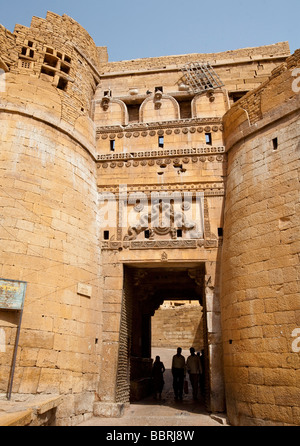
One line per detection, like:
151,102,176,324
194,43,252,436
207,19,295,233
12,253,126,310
151,347,204,401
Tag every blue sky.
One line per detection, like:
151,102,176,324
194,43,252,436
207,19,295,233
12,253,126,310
1,0,299,61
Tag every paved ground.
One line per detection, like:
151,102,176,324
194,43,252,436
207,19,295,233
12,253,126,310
78,348,227,427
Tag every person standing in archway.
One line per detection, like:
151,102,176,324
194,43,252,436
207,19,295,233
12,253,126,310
152,356,165,400
171,347,186,401
187,347,202,400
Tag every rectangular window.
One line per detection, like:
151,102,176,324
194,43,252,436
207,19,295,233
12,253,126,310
41,66,55,77
218,227,223,237
177,229,183,238
104,230,110,240
57,77,68,91
44,53,58,68
272,137,278,150
60,63,70,74
205,133,212,145
144,230,150,239
155,86,163,92
110,140,115,151
158,136,164,148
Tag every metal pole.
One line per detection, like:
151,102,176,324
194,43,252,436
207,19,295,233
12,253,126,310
7,308,23,400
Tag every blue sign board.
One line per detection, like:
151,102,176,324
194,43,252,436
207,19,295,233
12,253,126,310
0,279,27,310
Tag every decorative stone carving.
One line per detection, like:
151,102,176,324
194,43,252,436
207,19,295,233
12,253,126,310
154,90,163,109
101,96,110,111
161,252,168,262
123,200,196,242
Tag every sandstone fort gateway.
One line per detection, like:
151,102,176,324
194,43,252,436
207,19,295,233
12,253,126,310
0,11,299,426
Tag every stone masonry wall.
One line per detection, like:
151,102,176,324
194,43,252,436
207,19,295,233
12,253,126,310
222,51,300,426
0,12,103,425
152,305,204,351
100,42,290,73
0,111,102,425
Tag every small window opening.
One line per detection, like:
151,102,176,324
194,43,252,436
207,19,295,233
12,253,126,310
57,52,62,60
178,99,192,119
28,41,33,48
205,133,212,145
104,230,110,240
44,54,58,68
104,90,112,97
272,137,278,150
218,227,223,237
127,104,140,122
57,77,68,91
64,55,71,64
155,86,163,92
60,63,70,74
177,229,183,238
46,47,53,54
29,49,34,58
21,47,27,56
110,140,115,151
158,136,164,148
41,66,55,77
144,230,150,239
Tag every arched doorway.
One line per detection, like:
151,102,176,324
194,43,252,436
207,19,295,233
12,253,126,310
115,264,212,410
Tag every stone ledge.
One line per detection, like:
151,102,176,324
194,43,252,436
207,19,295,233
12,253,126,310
0,409,32,426
0,394,64,426
93,402,125,418
210,413,228,425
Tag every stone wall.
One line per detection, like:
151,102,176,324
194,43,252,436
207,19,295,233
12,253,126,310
151,304,204,351
100,42,290,73
222,51,300,426
0,12,103,426
0,10,297,426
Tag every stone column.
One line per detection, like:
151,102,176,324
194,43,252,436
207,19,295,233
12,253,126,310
205,261,225,412
94,261,125,417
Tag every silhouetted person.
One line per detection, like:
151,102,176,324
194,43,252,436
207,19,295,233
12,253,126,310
152,356,165,399
172,347,185,401
187,347,202,400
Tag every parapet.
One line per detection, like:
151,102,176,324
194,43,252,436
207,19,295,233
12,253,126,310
99,42,290,74
223,49,300,150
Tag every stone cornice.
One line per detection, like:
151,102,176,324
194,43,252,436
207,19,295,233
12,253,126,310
96,117,223,139
97,145,225,162
97,181,225,197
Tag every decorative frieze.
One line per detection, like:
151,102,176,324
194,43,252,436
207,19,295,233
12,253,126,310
101,238,218,250
96,118,223,140
97,182,225,197
97,145,225,161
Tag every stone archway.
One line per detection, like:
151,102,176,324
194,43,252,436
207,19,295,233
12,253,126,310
115,264,216,409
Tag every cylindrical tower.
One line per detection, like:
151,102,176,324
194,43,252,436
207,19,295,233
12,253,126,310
222,51,300,426
0,12,104,424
